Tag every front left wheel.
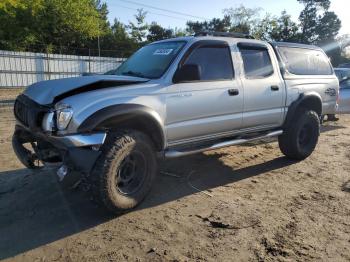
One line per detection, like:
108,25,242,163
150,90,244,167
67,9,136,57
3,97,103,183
90,130,158,214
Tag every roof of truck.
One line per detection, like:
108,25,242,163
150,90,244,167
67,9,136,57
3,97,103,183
270,41,322,51
154,35,322,51
155,35,267,46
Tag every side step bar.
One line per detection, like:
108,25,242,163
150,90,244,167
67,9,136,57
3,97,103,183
165,130,283,158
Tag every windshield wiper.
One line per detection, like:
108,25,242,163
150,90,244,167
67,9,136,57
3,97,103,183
121,71,147,78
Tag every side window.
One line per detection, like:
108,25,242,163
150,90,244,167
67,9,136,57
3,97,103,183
183,45,234,81
278,47,333,75
239,46,274,78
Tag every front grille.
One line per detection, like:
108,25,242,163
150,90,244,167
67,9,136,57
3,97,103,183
14,99,30,126
14,95,49,131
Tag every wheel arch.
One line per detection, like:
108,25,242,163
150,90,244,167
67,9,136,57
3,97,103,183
283,93,322,129
78,104,165,151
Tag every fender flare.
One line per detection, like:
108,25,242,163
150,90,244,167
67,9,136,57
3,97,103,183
283,93,322,129
78,104,165,151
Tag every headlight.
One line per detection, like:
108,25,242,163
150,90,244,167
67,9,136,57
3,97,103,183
55,103,73,130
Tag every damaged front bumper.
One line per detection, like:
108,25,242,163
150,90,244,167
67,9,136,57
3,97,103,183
13,124,107,175
45,132,106,148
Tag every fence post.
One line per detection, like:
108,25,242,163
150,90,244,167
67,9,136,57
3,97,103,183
88,49,91,73
46,50,51,80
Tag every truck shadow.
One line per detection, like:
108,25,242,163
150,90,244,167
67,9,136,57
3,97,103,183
0,152,297,259
320,124,346,133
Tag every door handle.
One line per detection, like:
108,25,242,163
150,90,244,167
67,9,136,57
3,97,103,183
271,85,279,91
228,89,239,96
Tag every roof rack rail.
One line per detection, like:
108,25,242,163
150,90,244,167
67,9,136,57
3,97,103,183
194,31,254,39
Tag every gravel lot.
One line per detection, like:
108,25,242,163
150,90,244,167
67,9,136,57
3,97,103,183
0,108,349,261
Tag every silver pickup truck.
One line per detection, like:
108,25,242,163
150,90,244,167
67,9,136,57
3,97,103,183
12,32,338,213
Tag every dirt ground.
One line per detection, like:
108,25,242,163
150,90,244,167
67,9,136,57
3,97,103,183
0,107,349,262
0,89,24,103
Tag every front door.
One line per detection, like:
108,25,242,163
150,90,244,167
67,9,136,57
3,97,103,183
165,40,243,145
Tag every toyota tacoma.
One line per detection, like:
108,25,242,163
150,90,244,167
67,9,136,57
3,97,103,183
12,32,339,213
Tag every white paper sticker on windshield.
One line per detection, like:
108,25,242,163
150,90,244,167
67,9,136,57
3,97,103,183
153,49,173,55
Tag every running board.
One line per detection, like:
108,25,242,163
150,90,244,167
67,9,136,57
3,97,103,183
164,130,283,158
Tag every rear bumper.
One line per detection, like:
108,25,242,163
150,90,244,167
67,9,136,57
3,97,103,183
322,101,338,115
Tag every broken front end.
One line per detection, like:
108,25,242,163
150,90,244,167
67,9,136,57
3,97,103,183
12,94,106,180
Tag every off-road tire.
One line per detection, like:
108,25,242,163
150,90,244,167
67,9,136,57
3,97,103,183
279,110,320,160
90,130,157,214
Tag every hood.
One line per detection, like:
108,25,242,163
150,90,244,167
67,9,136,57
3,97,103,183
24,75,149,105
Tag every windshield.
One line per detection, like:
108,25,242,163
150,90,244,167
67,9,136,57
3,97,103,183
110,41,186,79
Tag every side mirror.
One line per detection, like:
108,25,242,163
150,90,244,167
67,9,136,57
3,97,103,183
173,64,201,83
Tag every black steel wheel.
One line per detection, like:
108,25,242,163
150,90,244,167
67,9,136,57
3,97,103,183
279,110,320,160
90,130,157,214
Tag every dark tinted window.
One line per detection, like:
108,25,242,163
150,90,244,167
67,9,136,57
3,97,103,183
240,47,274,78
278,47,333,75
183,45,234,81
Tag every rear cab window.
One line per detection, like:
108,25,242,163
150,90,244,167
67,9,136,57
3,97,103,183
238,43,274,78
276,46,333,76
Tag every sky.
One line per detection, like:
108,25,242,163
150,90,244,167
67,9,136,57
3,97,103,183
105,0,349,35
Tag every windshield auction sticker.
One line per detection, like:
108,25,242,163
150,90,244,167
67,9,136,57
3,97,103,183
153,49,173,55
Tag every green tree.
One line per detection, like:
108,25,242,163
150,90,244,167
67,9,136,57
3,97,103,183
298,0,341,44
0,0,107,51
0,0,44,50
252,13,277,40
128,8,148,42
96,18,138,57
93,0,111,37
173,27,187,37
268,11,300,42
223,5,262,34
186,16,231,34
147,22,173,42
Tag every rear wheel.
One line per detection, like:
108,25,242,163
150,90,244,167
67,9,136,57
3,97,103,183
90,130,157,213
279,110,320,160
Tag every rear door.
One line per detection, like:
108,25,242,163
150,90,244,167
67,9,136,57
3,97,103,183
238,43,285,130
165,40,243,145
